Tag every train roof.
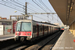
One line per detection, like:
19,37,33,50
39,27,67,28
32,20,58,26
17,19,59,27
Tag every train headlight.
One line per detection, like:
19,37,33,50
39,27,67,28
28,33,30,35
16,32,20,35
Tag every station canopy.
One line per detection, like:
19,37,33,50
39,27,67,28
49,0,75,25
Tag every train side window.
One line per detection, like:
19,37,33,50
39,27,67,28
51,27,52,31
39,25,43,32
44,26,47,31
47,26,49,32
44,26,46,31
33,25,37,33
50,26,51,31
41,26,43,32
49,26,50,32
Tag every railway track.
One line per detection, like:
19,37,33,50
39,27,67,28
1,31,63,50
25,31,62,50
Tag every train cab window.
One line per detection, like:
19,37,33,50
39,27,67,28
16,23,21,31
21,22,31,31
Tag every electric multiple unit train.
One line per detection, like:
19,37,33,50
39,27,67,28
14,19,60,41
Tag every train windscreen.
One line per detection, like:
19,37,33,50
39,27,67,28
16,22,31,31
21,22,31,31
16,22,21,31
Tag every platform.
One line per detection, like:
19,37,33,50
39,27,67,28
52,30,75,50
0,34,14,41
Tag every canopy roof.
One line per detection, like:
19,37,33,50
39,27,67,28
49,0,75,25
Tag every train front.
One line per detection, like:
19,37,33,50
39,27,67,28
14,20,32,41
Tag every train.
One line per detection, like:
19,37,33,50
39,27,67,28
14,19,60,41
60,26,64,31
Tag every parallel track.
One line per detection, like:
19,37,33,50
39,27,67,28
0,31,63,50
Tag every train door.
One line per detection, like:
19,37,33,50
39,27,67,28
43,25,44,36
33,25,37,37
37,25,39,37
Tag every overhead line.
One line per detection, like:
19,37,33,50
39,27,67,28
32,0,47,12
35,0,47,12
2,1,22,8
2,0,23,9
1,1,37,13
39,0,52,12
28,2,45,12
38,0,53,22
12,0,24,6
12,0,39,13
0,2,23,12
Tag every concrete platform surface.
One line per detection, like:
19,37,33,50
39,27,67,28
0,34,14,41
52,30,75,50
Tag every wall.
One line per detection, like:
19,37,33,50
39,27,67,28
69,21,75,36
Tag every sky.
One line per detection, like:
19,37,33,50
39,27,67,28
0,0,63,25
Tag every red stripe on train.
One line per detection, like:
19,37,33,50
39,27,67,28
15,32,32,36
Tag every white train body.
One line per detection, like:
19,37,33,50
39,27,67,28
14,20,60,41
